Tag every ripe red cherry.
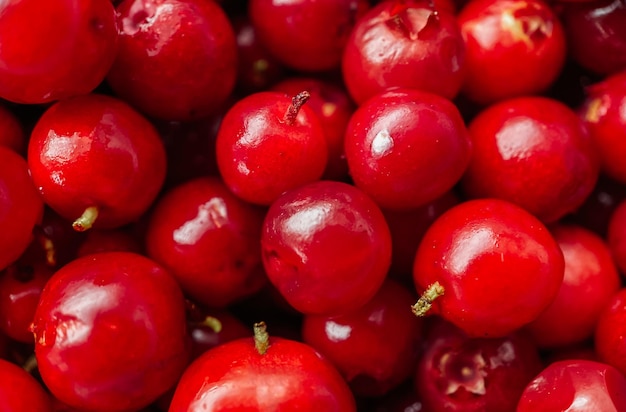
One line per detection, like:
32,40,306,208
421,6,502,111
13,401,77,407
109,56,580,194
27,94,167,232
0,260,54,343
31,252,190,412
262,180,392,316
272,76,355,181
145,176,267,308
561,0,626,76
302,280,423,397
341,0,466,104
0,358,52,412
580,70,626,183
0,147,44,271
344,89,472,210
169,322,357,411
595,288,626,376
607,200,626,273
249,0,369,72
517,360,626,411
412,198,565,337
107,0,237,121
216,91,327,205
0,103,25,153
415,318,543,411
525,224,621,349
461,96,600,223
0,0,118,104
457,0,566,104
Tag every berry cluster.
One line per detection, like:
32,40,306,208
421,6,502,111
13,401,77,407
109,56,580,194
1,0,626,410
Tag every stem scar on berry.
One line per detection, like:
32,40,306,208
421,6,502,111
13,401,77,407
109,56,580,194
254,321,270,355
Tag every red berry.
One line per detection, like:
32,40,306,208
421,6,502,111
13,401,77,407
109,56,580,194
262,180,392,315
0,103,25,154
145,176,267,308
302,280,423,397
27,94,167,231
272,77,355,181
561,0,626,76
0,0,118,104
341,0,466,104
526,225,621,349
0,358,52,412
607,199,626,273
457,0,566,104
0,147,44,271
216,91,327,205
169,322,356,411
31,252,190,412
0,260,54,343
461,96,600,223
580,70,626,183
249,0,369,72
107,0,237,120
344,89,472,210
595,288,626,376
517,360,626,411
412,198,565,337
415,318,543,411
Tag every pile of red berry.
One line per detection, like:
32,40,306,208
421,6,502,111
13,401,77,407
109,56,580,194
1,0,626,410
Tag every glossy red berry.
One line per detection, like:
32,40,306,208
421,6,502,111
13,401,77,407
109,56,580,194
262,180,392,316
302,280,422,397
526,225,621,349
415,318,543,411
0,0,118,104
595,288,626,376
107,0,237,120
249,0,369,72
0,358,52,412
0,147,44,271
457,0,566,104
412,198,565,337
517,360,626,411
341,0,466,104
580,70,626,183
0,103,25,154
27,94,167,232
344,89,472,210
561,0,626,76
169,322,356,411
216,91,327,205
608,199,626,273
0,260,54,343
461,96,600,223
31,252,190,412
145,176,267,308
272,77,355,181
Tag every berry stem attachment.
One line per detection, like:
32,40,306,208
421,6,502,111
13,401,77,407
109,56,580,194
202,316,222,333
254,321,270,355
72,206,99,232
284,91,311,126
412,281,445,317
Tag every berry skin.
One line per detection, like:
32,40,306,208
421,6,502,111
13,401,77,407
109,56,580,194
344,88,472,210
31,252,190,412
169,322,357,411
216,91,327,206
0,0,118,104
342,0,466,104
413,198,565,338
107,0,237,121
0,358,52,412
262,180,392,316
0,147,44,271
27,94,167,231
461,96,600,223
